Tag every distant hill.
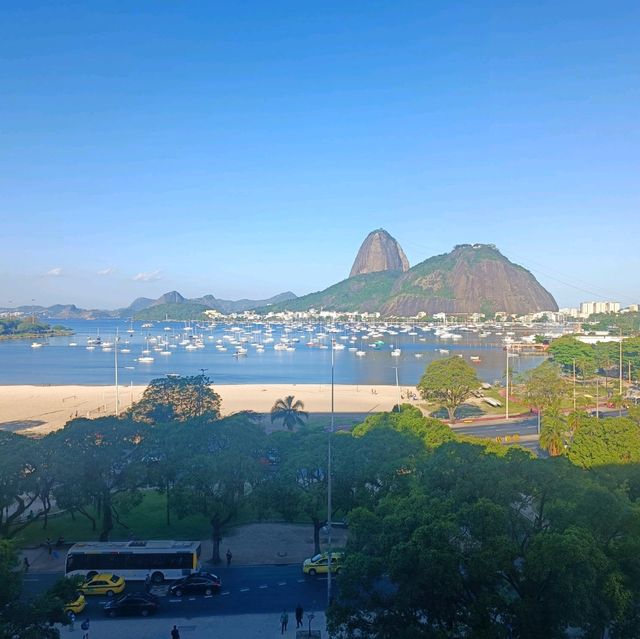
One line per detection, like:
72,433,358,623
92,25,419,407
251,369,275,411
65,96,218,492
269,241,558,316
130,290,298,320
133,302,211,321
1,291,297,320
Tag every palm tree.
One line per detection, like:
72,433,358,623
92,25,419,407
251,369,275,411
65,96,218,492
270,395,309,430
539,409,568,456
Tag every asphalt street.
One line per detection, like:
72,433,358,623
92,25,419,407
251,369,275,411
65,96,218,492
22,565,329,620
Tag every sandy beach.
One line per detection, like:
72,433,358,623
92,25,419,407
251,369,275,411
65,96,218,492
0,383,416,436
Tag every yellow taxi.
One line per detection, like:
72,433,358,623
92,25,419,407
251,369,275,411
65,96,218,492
302,552,345,576
64,592,86,614
79,573,126,597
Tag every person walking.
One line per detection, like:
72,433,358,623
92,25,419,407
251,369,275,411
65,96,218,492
226,549,232,567
170,625,180,639
23,556,30,571
295,603,304,628
68,611,75,631
280,610,289,634
80,617,90,639
45,537,52,555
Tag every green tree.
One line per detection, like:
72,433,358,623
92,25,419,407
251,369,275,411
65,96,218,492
539,408,568,456
0,433,51,538
49,417,147,540
129,374,221,423
521,361,568,434
417,357,480,422
0,540,73,638
568,416,640,468
328,443,638,639
170,414,267,563
548,335,595,377
270,395,309,430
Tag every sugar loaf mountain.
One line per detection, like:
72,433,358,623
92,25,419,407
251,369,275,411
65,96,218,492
269,229,557,316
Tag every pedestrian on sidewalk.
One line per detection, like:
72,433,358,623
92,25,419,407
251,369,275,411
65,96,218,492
295,603,304,628
23,556,30,571
170,625,180,639
68,611,75,631
45,537,52,555
80,617,90,639
226,548,232,567
280,610,289,633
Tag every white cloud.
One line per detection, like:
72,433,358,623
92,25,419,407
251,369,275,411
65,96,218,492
97,267,115,276
45,267,63,277
133,270,163,282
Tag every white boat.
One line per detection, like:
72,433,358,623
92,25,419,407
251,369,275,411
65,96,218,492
68,342,78,347
138,356,154,363
355,350,366,357
391,348,401,357
31,342,43,348
120,348,131,353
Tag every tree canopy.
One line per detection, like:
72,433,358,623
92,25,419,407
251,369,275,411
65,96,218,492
129,374,221,423
417,357,480,422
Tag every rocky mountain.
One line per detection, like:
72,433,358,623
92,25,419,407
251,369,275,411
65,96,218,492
382,244,558,315
270,242,557,316
349,228,410,277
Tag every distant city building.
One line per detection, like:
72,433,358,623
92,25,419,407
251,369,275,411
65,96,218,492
579,301,620,317
559,307,580,319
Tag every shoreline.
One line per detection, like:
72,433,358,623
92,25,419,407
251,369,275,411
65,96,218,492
0,383,415,436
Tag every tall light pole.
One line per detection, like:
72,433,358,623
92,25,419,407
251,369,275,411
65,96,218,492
327,338,334,604
572,359,576,412
619,329,623,397
393,366,400,410
505,345,510,420
114,328,120,414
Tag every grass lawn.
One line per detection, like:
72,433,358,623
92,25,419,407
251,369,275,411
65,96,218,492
15,491,214,547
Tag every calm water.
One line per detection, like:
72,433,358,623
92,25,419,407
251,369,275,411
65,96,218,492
0,319,545,386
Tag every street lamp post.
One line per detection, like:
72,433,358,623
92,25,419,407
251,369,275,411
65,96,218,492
505,345,510,420
114,329,119,414
327,339,334,604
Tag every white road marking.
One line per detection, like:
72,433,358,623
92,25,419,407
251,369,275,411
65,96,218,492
169,599,182,603
205,595,213,598
188,597,196,601
221,591,230,595
278,582,287,586
297,579,305,583
259,585,268,589
240,588,250,592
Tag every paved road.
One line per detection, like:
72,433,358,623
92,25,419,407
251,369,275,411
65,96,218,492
22,565,329,619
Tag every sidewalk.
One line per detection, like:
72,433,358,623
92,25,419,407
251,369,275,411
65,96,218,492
59,612,327,638
21,522,349,574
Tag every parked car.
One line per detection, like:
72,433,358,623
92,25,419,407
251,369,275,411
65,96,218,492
169,572,222,597
302,552,345,576
79,573,125,597
103,593,159,617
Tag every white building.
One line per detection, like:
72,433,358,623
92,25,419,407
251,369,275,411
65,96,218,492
579,301,620,317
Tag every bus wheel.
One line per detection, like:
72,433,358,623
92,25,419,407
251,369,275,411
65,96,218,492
151,571,164,584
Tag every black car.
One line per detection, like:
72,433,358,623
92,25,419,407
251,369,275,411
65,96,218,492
169,572,222,597
103,593,159,617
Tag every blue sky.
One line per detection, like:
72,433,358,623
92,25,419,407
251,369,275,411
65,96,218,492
1,1,639,309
